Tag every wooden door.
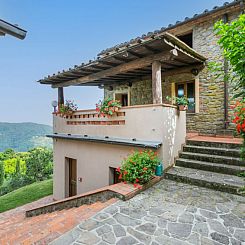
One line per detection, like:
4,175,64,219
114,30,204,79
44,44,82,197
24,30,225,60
68,158,77,197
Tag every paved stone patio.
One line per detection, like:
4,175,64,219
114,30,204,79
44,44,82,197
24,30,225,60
51,179,245,245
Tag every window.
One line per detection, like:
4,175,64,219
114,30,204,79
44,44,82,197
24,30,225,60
114,92,129,106
175,81,195,113
177,32,193,48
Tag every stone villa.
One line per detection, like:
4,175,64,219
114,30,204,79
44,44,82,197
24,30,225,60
38,0,244,200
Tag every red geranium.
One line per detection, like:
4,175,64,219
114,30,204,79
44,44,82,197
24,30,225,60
115,150,160,185
232,99,245,135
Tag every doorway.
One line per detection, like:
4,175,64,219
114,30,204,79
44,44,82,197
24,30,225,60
67,158,77,197
115,92,129,106
109,167,120,185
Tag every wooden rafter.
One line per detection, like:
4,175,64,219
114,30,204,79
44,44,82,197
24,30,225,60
51,50,177,88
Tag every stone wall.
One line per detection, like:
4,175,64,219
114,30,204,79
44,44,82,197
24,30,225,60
104,80,153,106
189,11,240,134
104,10,241,135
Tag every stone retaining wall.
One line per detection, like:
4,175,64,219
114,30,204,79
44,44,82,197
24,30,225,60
26,190,120,217
26,176,162,217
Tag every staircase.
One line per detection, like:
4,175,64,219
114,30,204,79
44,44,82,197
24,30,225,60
165,139,245,195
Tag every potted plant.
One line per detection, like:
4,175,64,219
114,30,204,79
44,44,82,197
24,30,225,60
166,96,189,111
96,98,122,117
175,96,189,111
59,100,78,116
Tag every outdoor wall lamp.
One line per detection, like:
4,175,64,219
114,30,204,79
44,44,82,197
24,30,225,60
52,100,58,112
191,68,199,76
108,85,113,91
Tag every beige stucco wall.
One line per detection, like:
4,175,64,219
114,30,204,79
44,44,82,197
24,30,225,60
53,140,157,200
53,105,186,200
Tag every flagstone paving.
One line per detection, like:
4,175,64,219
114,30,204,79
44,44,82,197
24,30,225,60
51,179,245,245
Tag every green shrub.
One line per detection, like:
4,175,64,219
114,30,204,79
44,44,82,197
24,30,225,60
26,147,53,181
8,174,32,190
117,150,160,187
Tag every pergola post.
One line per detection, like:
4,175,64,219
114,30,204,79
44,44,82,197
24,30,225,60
152,60,162,104
58,87,64,108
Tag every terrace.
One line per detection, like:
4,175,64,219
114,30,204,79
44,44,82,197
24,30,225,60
40,32,206,148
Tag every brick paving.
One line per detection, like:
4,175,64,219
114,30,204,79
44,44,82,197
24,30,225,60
0,195,117,245
52,179,245,245
187,134,243,144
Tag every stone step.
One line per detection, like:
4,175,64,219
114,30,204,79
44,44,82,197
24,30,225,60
176,158,245,175
186,140,241,149
183,145,241,158
165,167,245,195
215,129,235,137
180,152,244,166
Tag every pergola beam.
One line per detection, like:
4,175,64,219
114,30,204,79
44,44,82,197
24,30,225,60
52,50,177,88
98,60,119,67
143,45,161,53
127,50,144,58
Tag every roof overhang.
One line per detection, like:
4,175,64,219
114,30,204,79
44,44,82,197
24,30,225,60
38,32,206,88
0,19,27,40
47,133,162,149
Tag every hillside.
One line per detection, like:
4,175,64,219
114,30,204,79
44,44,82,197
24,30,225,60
0,122,52,152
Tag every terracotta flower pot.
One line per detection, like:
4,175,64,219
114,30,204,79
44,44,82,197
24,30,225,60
178,105,188,111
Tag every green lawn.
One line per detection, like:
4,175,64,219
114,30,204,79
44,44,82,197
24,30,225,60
0,179,53,213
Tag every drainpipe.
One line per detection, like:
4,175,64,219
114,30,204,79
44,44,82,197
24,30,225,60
240,0,245,14
223,13,229,129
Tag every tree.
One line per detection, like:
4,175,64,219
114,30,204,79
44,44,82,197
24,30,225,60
0,161,4,186
0,148,15,161
15,158,21,175
25,147,53,182
213,14,245,98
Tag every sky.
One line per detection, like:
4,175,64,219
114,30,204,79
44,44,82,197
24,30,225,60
0,0,232,126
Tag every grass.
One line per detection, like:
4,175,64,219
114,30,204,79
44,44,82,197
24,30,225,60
0,179,53,213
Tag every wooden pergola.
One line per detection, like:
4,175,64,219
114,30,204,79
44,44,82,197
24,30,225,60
0,19,26,40
38,32,206,104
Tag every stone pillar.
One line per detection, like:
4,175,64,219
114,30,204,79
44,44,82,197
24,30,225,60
152,61,162,104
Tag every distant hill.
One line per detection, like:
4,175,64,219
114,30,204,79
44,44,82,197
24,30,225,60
0,122,53,152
